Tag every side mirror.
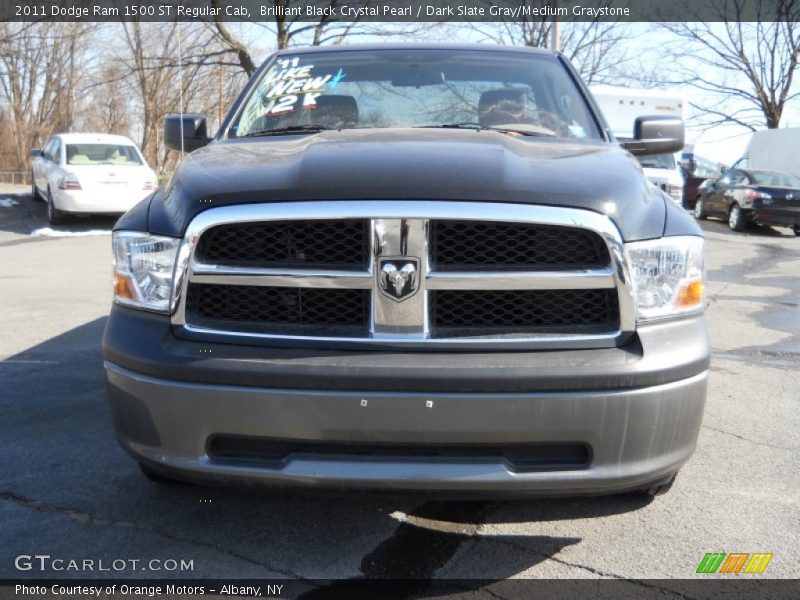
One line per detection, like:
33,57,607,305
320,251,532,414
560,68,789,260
164,114,210,152
621,115,684,157
29,149,43,158
720,166,727,174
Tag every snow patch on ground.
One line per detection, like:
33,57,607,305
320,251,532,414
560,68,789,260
0,198,20,208
30,227,111,237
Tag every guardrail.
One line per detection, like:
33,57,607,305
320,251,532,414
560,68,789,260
0,171,28,185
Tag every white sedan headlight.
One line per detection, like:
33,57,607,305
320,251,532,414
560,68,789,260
625,236,705,321
113,231,180,313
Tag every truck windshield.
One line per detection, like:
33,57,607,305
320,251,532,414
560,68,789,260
638,153,676,170
230,49,602,140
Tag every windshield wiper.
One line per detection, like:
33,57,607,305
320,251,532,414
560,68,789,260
241,125,334,138
420,122,556,137
420,122,484,130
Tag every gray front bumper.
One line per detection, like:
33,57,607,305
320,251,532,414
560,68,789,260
105,362,707,495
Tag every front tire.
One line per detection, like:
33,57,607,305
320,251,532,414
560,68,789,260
793,225,800,237
46,188,66,226
728,204,747,231
694,197,708,220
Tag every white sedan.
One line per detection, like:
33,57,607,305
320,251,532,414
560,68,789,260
30,133,158,225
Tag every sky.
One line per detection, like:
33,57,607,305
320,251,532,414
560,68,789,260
229,20,799,166
263,21,800,166
90,20,800,168
622,24,800,166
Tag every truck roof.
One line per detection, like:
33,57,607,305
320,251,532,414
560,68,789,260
274,42,556,56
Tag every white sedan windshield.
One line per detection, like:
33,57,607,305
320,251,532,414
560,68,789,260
66,144,143,166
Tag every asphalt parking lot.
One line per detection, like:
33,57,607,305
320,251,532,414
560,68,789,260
1,185,798,589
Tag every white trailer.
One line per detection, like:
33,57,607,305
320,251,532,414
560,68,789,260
590,85,686,204
733,128,800,177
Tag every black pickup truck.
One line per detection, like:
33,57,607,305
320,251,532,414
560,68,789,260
104,44,709,497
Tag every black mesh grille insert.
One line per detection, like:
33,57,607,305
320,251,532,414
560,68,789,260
431,220,609,270
186,284,369,336
432,289,619,337
195,220,368,268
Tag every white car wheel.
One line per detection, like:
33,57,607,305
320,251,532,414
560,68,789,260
47,189,66,226
31,172,40,201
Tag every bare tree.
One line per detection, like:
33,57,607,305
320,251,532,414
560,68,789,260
210,19,259,76
467,1,633,85
660,0,800,130
207,0,367,77
119,22,235,173
0,23,92,175
559,22,633,85
206,1,427,77
79,64,133,136
121,22,179,168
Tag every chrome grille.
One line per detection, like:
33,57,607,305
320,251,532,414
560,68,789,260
172,201,635,350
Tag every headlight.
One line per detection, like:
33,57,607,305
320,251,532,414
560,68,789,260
113,231,180,313
626,236,705,321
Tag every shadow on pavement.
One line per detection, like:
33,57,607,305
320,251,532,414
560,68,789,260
0,191,117,236
1,317,650,582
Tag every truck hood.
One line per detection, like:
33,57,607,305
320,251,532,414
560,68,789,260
145,128,667,240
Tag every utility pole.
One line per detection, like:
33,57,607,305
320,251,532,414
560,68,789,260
551,0,561,52
218,64,224,127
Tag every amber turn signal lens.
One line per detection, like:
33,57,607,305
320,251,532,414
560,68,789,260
676,280,704,308
114,273,136,300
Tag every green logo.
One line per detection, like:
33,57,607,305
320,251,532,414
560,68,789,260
697,552,773,574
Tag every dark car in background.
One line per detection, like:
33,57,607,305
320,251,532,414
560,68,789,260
694,168,800,234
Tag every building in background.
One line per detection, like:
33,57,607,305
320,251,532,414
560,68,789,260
591,85,686,205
